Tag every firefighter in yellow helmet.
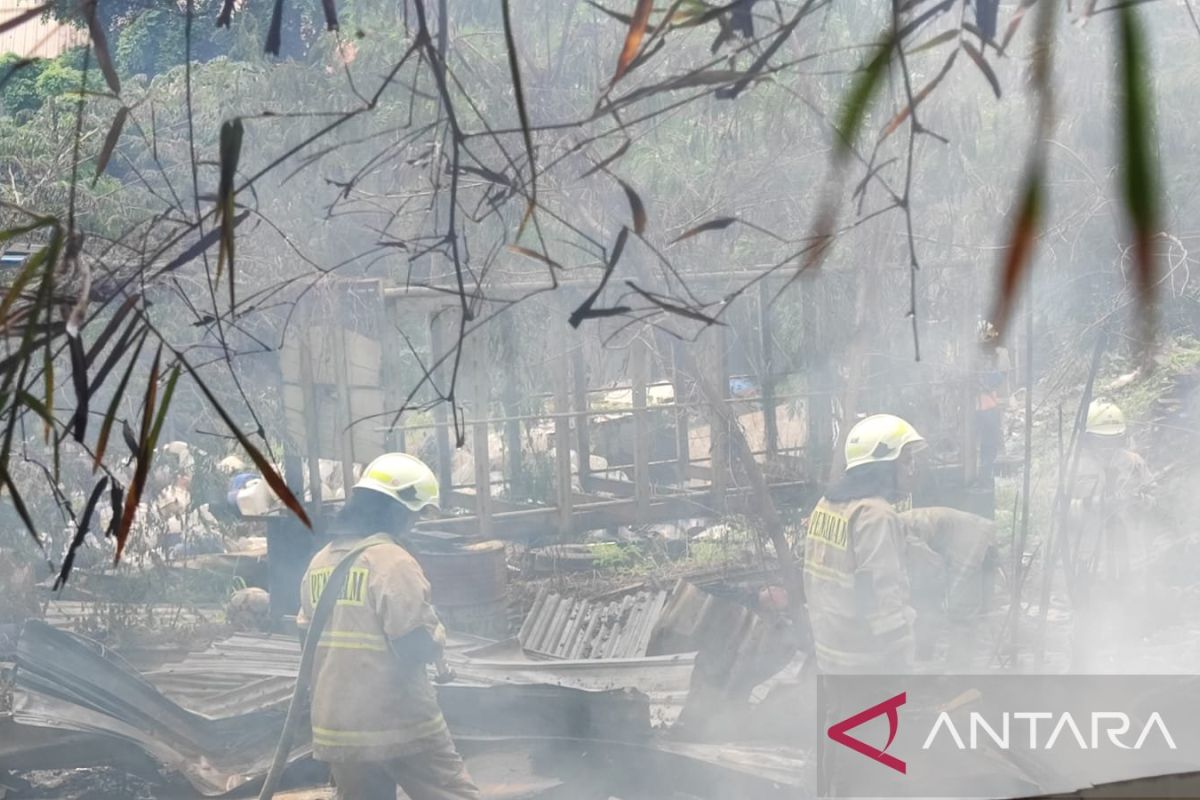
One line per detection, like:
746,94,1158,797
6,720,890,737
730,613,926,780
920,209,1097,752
1067,400,1153,671
297,453,480,800
803,414,926,673
1071,400,1152,586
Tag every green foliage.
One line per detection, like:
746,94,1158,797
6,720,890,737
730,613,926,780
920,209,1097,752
115,9,189,79
0,55,48,118
590,541,642,570
0,48,94,120
33,59,84,100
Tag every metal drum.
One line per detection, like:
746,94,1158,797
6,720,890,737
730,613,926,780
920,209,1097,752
414,540,509,639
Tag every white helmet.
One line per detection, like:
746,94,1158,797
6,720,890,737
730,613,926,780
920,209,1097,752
1086,400,1126,437
355,453,440,512
844,414,927,471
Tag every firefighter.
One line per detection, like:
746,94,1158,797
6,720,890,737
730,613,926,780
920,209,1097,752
297,453,480,800
900,507,997,670
1071,400,1152,586
974,319,1010,486
803,414,926,674
1069,401,1153,670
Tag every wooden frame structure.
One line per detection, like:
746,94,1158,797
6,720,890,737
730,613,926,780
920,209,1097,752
279,273,977,541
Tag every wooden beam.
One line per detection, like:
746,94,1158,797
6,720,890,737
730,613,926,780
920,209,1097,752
554,344,573,536
672,342,691,488
331,318,358,496
632,335,650,519
297,323,323,515
429,311,455,505
710,325,730,511
415,481,817,540
572,344,592,493
758,279,778,458
470,341,493,536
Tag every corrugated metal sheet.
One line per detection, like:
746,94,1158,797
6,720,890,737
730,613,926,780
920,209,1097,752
145,633,301,717
518,587,668,659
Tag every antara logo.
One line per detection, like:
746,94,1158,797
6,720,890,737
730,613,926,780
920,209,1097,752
922,711,1178,751
827,691,907,774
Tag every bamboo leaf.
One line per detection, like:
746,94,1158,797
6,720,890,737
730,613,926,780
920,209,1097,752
612,0,654,84
909,28,959,54
146,365,180,454
155,211,249,277
0,244,50,329
180,355,312,527
587,0,633,24
506,245,564,272
217,118,244,309
990,170,1042,333
106,481,124,540
581,139,631,178
879,49,958,142
1,470,45,552
91,106,128,187
570,227,631,328
68,334,88,442
115,345,162,559
836,33,894,160
670,216,738,244
962,41,1001,98
122,417,139,456
16,390,54,427
265,0,285,55
64,235,89,338
501,0,538,238
0,217,54,246
320,0,338,30
93,330,148,471
84,294,139,369
1116,2,1160,316
0,3,50,36
617,177,647,234
54,477,108,590
1000,0,1037,53
625,281,722,325
90,314,143,399
83,0,120,95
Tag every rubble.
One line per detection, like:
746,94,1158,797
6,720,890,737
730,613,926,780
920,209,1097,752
6,618,802,798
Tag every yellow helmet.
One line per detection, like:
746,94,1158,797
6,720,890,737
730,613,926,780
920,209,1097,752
977,319,999,343
1085,400,1126,437
844,414,927,471
355,452,440,512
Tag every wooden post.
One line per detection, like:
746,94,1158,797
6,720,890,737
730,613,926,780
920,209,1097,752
710,325,730,512
758,279,778,460
331,317,358,497
572,346,592,492
672,342,691,488
298,324,324,515
429,311,454,505
554,344,574,536
471,342,493,536
632,335,650,520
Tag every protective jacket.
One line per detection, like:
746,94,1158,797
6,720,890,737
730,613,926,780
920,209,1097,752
802,496,915,673
900,507,995,621
900,507,996,667
297,533,449,762
1070,448,1152,582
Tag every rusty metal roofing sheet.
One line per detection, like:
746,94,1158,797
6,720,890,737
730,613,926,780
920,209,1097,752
517,587,669,659
12,621,307,796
